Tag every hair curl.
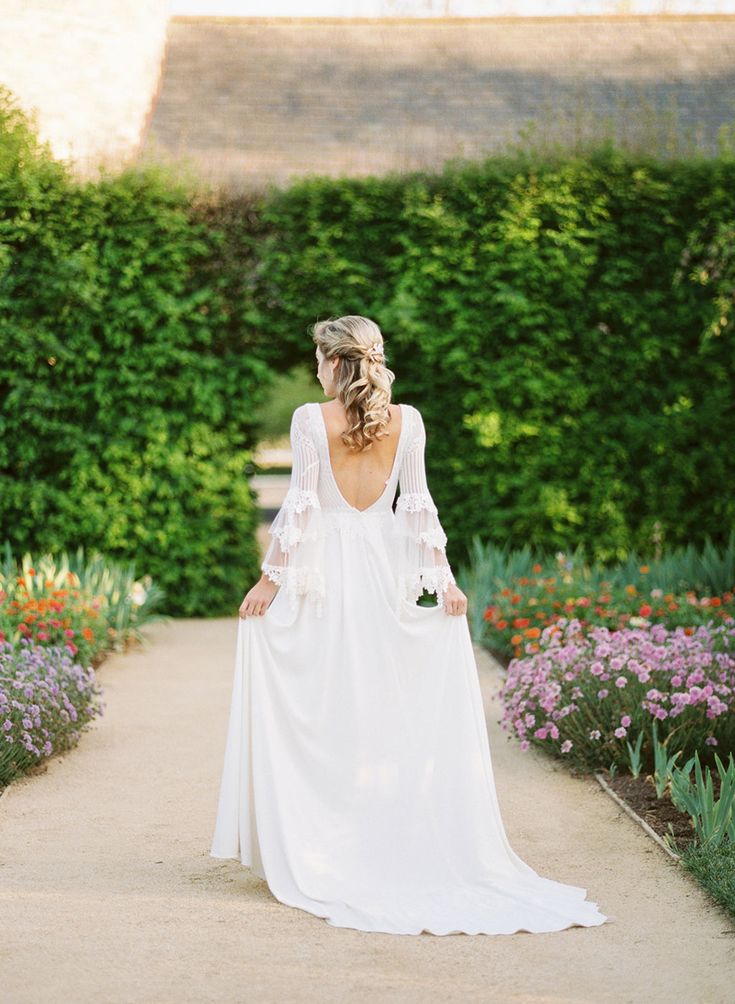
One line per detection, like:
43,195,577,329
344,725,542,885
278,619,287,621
311,315,396,451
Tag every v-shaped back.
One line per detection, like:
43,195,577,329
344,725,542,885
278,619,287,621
311,402,409,514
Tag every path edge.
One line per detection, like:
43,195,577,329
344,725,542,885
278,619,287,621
593,770,682,863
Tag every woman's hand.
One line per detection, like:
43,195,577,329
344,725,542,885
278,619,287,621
239,576,280,618
443,581,468,616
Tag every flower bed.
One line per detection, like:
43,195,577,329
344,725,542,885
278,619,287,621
0,638,105,786
497,618,735,771
482,561,734,663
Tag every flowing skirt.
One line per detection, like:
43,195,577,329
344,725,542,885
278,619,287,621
210,519,609,936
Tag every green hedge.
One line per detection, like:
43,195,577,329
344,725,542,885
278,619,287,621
0,92,268,616
241,149,735,567
2,86,734,615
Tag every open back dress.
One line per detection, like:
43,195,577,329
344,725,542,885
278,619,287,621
209,401,609,936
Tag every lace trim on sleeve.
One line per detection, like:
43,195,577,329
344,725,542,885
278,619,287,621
261,563,326,616
260,407,326,617
393,494,455,608
392,409,456,609
395,491,438,515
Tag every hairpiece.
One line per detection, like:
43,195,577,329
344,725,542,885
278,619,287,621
366,343,384,362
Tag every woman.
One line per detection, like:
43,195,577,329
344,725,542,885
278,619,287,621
210,315,609,936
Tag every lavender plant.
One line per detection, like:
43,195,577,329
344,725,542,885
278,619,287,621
0,638,105,786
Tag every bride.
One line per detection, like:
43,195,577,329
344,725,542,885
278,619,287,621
210,315,610,936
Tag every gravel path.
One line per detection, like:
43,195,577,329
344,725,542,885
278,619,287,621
1,617,734,1003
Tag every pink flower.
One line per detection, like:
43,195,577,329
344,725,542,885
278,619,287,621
614,726,627,738
560,739,573,753
620,715,631,728
615,676,627,688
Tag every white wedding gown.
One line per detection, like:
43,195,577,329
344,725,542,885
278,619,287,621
210,401,609,936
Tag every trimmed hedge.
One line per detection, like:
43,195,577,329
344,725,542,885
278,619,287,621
241,149,735,567
0,92,268,616
1,86,734,615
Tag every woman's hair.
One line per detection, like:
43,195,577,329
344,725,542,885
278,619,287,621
311,315,397,452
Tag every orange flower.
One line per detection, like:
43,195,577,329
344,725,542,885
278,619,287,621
639,604,652,617
532,563,543,573
524,626,541,639
82,627,94,641
625,584,637,595
711,597,722,607
511,633,523,645
512,617,530,629
639,565,649,574
496,619,507,630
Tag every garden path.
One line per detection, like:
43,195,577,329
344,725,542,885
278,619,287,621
1,618,733,1003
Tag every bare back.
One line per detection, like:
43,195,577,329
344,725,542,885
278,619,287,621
318,401,403,513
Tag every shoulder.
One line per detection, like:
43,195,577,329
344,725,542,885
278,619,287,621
291,402,315,423
400,403,425,430
398,402,421,421
289,403,316,436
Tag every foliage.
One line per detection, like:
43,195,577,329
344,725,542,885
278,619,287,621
242,147,735,573
2,85,734,614
668,749,735,850
0,90,267,616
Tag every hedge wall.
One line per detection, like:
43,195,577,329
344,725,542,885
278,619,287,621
0,93,269,616
239,149,735,567
2,87,733,616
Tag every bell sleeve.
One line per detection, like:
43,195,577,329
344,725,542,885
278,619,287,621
260,405,326,617
393,406,456,609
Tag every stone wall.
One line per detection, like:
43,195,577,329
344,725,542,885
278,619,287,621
143,15,735,190
2,7,733,186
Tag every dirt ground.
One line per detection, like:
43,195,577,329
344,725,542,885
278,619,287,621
1,617,734,1004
